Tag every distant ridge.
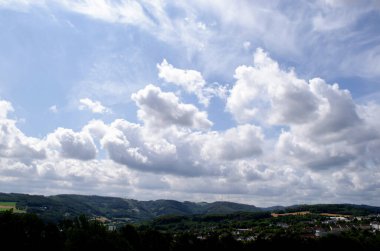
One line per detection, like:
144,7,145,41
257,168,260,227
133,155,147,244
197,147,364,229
0,192,379,222
0,193,260,222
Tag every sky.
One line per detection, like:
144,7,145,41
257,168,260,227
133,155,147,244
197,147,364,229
0,0,380,207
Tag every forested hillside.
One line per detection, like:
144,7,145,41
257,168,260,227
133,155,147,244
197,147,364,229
1,193,379,222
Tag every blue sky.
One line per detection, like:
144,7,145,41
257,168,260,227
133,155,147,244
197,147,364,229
0,0,380,206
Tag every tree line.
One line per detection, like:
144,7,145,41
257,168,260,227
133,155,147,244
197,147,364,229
1,211,380,251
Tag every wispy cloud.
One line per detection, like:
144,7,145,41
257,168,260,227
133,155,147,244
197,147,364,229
79,98,110,114
49,105,58,113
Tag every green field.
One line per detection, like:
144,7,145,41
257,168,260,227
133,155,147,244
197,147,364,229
0,202,25,213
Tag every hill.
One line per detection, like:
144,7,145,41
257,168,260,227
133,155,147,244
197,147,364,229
0,192,379,222
0,193,261,222
276,203,380,216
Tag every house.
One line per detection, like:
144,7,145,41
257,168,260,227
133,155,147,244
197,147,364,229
315,229,328,237
330,216,349,222
370,223,380,231
276,223,289,228
359,225,371,230
232,228,251,235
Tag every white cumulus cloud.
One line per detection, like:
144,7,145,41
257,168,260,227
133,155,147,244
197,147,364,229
200,124,264,161
0,100,14,118
157,59,226,106
225,48,380,173
227,48,320,124
132,84,213,130
0,100,46,162
46,127,97,160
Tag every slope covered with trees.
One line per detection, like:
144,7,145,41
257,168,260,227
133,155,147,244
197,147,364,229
0,193,379,223
1,211,380,251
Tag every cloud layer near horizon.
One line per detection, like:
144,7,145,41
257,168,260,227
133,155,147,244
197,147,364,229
1,47,380,206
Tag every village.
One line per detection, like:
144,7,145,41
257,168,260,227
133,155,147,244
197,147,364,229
219,212,380,242
124,211,380,242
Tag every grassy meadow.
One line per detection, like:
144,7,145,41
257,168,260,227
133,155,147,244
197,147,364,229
0,202,25,213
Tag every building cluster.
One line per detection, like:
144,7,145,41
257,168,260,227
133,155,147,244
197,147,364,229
197,214,380,242
90,212,380,242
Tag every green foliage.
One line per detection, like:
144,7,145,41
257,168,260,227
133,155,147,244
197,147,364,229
0,201,26,213
0,193,261,222
1,211,380,251
277,204,380,216
0,210,63,250
0,201,16,206
1,192,379,225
